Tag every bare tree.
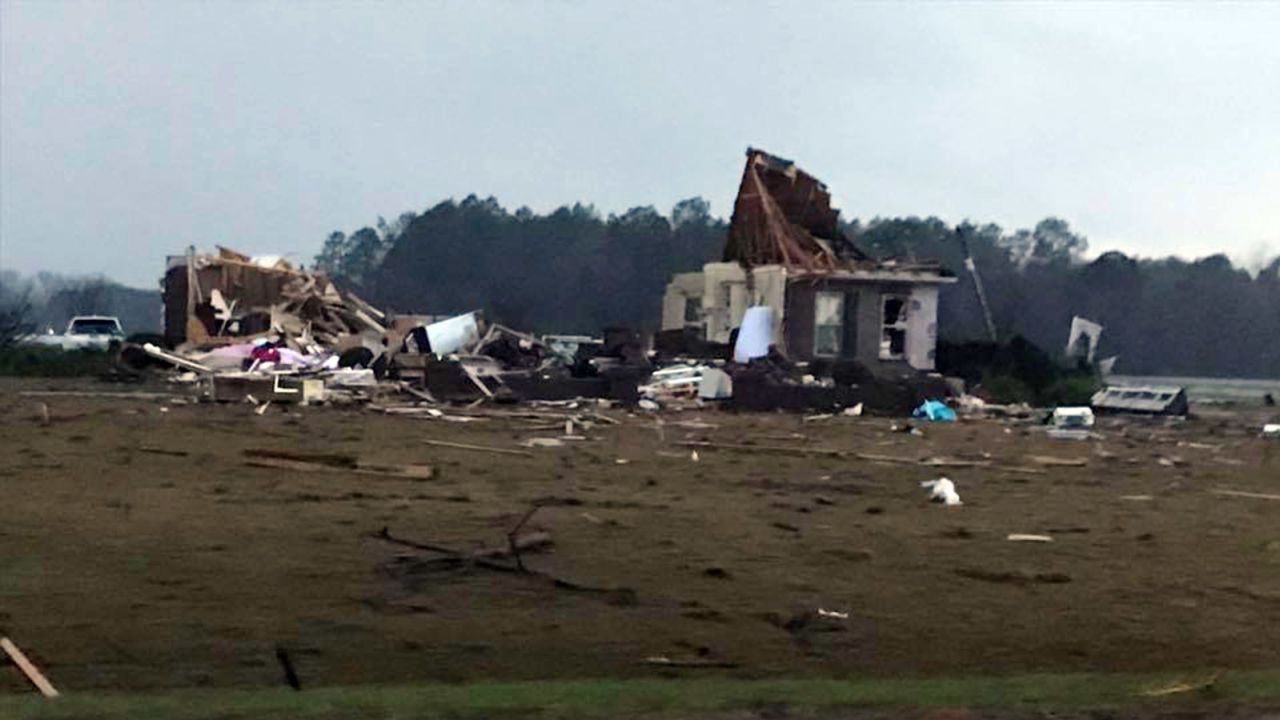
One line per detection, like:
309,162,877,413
51,278,113,317
0,290,34,347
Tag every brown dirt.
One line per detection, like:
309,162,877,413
1,378,1278,692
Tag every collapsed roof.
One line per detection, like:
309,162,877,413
723,148,868,271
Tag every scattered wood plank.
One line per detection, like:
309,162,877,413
138,445,190,457
993,466,1048,476
921,457,993,468
1140,672,1220,697
397,383,437,404
423,439,533,457
20,390,182,400
243,448,436,480
461,364,495,399
679,441,846,457
142,343,213,374
642,656,738,669
1007,534,1054,543
1210,488,1280,501
1026,455,1089,467
854,452,918,465
1,637,59,698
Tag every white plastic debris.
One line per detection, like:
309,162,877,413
817,608,849,619
920,477,962,506
1051,406,1095,429
733,306,775,363
844,403,864,417
1262,424,1280,439
690,450,700,462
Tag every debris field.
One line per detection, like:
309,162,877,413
1,378,1277,692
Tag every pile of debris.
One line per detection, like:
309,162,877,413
127,246,656,408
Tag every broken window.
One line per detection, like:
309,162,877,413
813,291,844,357
880,294,908,359
683,296,702,323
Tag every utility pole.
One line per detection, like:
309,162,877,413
957,227,998,343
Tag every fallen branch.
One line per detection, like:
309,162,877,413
508,505,542,572
370,528,632,604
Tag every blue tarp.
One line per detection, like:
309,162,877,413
912,399,957,422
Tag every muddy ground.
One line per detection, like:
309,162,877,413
1,378,1277,693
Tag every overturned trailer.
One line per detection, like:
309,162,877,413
1091,384,1189,416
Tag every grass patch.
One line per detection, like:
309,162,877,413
2,671,1277,719
0,346,115,377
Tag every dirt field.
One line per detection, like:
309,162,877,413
1,378,1277,694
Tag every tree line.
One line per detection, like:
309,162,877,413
315,197,1279,378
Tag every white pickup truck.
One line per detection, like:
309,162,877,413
23,316,126,351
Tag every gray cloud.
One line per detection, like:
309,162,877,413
2,1,1277,287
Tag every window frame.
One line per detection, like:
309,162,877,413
813,290,845,358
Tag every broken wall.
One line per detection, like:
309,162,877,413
782,279,940,369
699,263,787,344
660,272,708,332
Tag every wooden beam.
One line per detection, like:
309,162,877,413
423,439,532,457
1,637,60,698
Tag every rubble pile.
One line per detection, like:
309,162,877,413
130,246,658,408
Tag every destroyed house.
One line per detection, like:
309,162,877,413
161,246,386,348
662,148,955,371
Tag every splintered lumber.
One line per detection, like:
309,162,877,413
423,439,533,457
461,364,495,399
1210,488,1280,501
678,440,846,457
1,637,59,698
243,448,436,479
397,383,438,404
142,343,213,374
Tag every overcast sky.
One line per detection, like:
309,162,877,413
2,1,1278,288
